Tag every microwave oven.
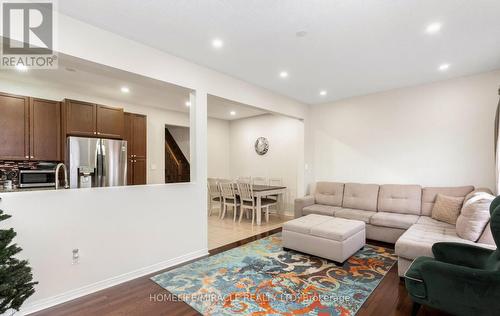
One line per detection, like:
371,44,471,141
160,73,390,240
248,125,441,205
19,169,56,188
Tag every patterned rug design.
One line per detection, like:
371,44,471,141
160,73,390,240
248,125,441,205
151,233,396,315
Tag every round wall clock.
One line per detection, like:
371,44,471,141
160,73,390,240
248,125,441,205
254,137,269,155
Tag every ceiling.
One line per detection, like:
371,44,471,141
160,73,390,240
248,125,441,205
0,54,267,120
57,0,500,104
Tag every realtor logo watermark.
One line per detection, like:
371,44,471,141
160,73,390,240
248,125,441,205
1,0,57,69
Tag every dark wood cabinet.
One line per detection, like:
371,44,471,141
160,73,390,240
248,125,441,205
0,93,61,161
131,114,147,159
30,98,61,161
63,99,124,139
131,158,146,185
64,99,96,137
124,112,147,185
96,105,124,139
0,92,29,160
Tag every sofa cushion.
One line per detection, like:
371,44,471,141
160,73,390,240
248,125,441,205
456,190,494,242
370,212,419,229
303,204,341,217
314,182,344,207
342,183,380,212
395,223,491,260
421,186,474,216
431,194,464,225
283,214,331,235
377,184,422,215
478,222,495,245
416,216,455,228
310,218,365,241
335,208,376,223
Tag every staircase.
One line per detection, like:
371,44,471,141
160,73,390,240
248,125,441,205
164,128,190,183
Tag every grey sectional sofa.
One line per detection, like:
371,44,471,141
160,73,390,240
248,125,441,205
294,182,496,276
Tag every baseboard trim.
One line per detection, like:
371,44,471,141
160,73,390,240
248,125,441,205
20,248,208,315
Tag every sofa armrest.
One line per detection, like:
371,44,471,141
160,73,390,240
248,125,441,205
432,242,494,269
294,195,314,218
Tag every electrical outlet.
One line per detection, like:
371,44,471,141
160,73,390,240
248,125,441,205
72,249,80,264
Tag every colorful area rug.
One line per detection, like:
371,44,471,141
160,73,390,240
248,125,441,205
151,233,396,315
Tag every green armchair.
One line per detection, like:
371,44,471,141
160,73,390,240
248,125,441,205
405,195,500,316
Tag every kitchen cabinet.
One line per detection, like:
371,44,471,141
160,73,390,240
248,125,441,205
0,92,29,160
96,105,124,139
124,112,147,185
131,158,146,185
0,93,60,161
64,99,96,137
30,98,61,161
63,99,124,139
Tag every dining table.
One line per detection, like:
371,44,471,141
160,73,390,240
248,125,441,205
250,184,287,225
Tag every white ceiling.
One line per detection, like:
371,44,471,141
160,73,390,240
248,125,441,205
58,0,500,104
0,54,267,120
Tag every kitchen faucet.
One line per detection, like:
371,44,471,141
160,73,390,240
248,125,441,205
55,163,69,189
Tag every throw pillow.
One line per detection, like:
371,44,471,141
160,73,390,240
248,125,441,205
431,194,464,225
456,189,494,242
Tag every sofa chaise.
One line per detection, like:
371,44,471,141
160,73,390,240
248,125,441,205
294,182,496,276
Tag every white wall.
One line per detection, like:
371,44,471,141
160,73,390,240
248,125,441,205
308,70,500,190
207,118,231,179
228,114,304,214
0,74,190,185
0,13,307,314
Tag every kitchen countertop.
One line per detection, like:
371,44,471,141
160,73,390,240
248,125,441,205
0,187,57,193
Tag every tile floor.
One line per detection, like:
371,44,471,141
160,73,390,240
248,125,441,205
208,210,292,250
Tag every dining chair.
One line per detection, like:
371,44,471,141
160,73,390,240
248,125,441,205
219,181,240,221
252,177,268,186
207,179,222,217
237,176,252,183
237,181,276,224
268,177,284,213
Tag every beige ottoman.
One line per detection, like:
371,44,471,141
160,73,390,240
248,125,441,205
282,214,366,263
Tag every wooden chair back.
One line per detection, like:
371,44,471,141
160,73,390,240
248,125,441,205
252,177,268,185
207,179,220,198
237,181,254,203
269,178,283,186
237,176,252,184
219,181,236,200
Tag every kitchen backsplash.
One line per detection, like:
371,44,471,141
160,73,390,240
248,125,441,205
0,161,39,186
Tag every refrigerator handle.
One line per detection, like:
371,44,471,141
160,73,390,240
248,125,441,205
96,139,103,187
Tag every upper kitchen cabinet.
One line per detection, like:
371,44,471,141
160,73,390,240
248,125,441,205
0,93,61,161
30,98,61,161
64,99,96,137
0,92,29,160
63,99,124,139
96,104,124,139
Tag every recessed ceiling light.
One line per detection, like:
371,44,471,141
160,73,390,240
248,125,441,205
212,38,223,49
438,63,450,71
426,22,442,34
120,86,130,93
185,101,191,107
230,111,236,116
279,71,289,78
16,64,28,72
319,90,327,96
296,30,308,38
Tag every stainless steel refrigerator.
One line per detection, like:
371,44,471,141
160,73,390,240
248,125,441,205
68,136,127,189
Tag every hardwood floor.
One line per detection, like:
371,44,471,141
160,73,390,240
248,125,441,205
31,228,447,316
208,212,291,249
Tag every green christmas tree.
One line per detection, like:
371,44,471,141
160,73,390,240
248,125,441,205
0,208,37,314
